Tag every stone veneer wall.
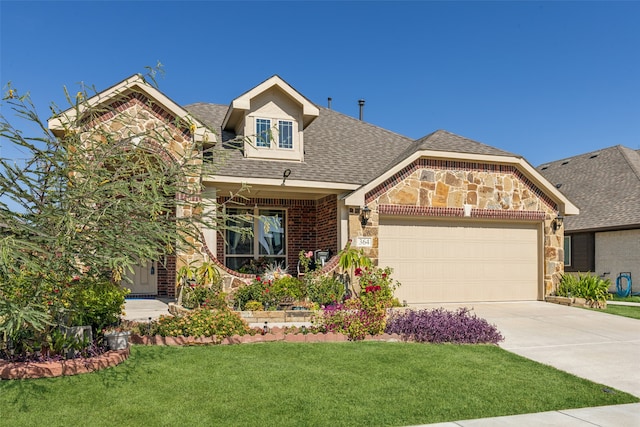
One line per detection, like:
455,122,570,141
348,159,565,296
80,89,204,297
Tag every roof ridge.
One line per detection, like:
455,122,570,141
617,145,640,183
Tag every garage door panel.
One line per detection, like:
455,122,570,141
378,219,539,304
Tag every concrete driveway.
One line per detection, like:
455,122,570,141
416,301,640,398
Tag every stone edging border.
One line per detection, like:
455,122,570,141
0,348,130,380
131,329,403,346
545,296,606,308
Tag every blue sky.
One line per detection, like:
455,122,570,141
1,1,639,167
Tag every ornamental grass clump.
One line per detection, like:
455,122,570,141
555,273,611,308
385,308,504,344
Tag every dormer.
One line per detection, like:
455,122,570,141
222,75,319,162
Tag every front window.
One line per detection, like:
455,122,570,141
256,118,271,147
278,120,293,149
225,207,286,271
564,236,571,266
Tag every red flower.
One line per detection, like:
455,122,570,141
354,267,363,277
256,276,261,282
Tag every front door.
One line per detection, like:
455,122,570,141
123,261,158,295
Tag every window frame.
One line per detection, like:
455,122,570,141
278,120,293,149
255,118,271,148
563,235,571,267
224,207,287,271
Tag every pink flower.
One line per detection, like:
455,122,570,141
305,251,313,258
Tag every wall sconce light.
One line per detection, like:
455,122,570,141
281,169,291,186
552,214,564,233
360,206,371,227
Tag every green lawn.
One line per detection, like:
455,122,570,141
1,342,637,427
611,294,640,303
592,304,640,320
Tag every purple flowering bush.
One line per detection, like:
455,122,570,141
385,307,504,344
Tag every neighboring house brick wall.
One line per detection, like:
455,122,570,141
595,229,640,292
565,232,595,272
352,159,563,295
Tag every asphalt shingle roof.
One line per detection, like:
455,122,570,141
186,103,520,187
537,145,640,231
186,103,414,185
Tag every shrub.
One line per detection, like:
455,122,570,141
306,274,345,306
152,308,250,340
244,300,264,311
385,308,504,344
313,298,387,341
556,273,611,308
270,276,305,302
182,283,227,310
233,278,268,310
70,278,130,331
357,266,400,309
233,275,305,310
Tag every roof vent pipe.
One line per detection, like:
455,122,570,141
358,99,365,121
328,97,332,109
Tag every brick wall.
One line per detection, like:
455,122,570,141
316,194,338,255
214,196,338,274
157,255,176,298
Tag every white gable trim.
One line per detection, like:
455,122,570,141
48,74,216,143
222,75,319,131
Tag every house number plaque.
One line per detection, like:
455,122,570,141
355,236,373,247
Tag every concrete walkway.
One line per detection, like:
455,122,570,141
124,299,640,426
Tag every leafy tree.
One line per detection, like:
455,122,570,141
0,67,247,354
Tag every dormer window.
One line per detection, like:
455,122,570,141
256,118,271,147
278,120,293,149
253,117,295,151
222,75,319,162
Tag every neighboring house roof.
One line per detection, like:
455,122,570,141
537,145,640,232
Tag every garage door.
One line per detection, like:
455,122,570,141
378,217,540,304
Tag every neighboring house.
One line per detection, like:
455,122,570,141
49,74,577,304
538,146,640,291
